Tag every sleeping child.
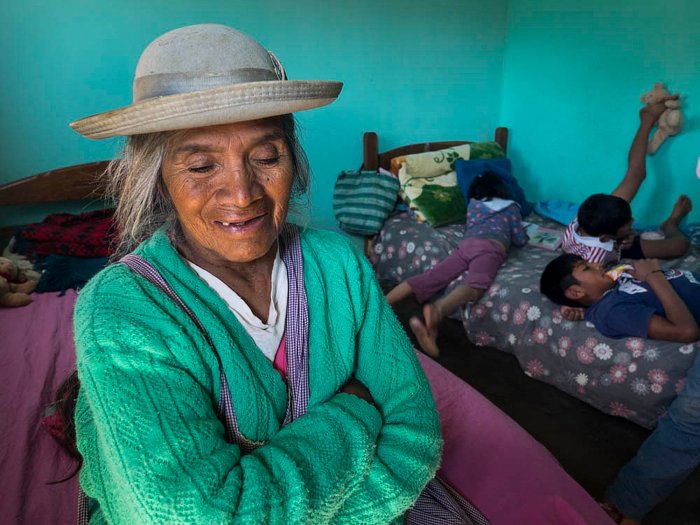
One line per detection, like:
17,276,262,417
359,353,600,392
539,254,700,524
386,171,528,357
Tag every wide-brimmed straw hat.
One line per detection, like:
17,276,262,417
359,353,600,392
70,24,342,139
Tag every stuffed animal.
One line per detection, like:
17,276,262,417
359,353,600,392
0,256,38,307
640,82,683,155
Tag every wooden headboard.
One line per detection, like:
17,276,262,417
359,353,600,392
362,127,508,171
0,160,111,206
0,160,111,244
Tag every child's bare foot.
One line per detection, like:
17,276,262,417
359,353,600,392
409,316,440,358
661,194,692,228
422,303,441,338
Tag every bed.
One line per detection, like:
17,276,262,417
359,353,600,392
365,129,700,430
1,159,612,525
0,160,111,525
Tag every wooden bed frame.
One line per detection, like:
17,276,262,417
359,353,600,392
0,160,110,206
362,127,508,171
0,160,110,244
360,126,509,255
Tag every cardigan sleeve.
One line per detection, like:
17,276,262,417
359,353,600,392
330,242,443,521
75,270,386,525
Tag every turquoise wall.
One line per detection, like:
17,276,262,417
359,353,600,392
502,0,700,225
0,0,508,229
4,0,696,229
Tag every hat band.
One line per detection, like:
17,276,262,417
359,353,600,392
134,68,279,102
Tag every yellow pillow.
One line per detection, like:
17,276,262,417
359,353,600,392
401,144,473,179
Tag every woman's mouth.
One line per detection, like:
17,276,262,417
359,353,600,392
215,214,266,231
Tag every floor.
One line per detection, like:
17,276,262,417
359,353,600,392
391,296,700,525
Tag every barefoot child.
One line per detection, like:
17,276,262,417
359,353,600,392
386,171,528,357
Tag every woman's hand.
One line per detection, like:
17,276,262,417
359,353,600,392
340,377,376,407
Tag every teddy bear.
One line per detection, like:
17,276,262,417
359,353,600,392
0,256,38,307
640,82,683,155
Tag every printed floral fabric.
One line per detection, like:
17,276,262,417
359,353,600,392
371,212,700,429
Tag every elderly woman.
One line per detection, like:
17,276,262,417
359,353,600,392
66,23,618,525
69,24,452,524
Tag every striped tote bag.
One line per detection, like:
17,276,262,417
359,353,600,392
333,169,400,235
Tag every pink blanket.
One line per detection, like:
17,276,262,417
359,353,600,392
1,291,79,525
418,353,613,524
1,291,610,524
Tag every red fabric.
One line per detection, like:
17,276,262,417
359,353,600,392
18,208,117,258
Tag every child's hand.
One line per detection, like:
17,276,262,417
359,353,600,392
631,258,662,281
640,94,679,124
560,305,585,321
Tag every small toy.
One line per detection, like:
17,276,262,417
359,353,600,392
640,82,683,155
605,264,633,282
0,256,38,307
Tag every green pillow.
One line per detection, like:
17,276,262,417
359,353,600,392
401,171,466,227
469,141,505,160
397,141,505,227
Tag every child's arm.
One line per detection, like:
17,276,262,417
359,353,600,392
510,206,529,248
632,259,700,342
611,99,674,203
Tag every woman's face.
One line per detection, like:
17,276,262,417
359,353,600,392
162,118,294,267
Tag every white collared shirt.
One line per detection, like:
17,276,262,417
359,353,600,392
561,217,620,265
188,251,288,362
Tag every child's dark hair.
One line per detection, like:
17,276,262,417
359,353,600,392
578,194,632,237
468,171,511,201
539,253,586,307
44,370,82,483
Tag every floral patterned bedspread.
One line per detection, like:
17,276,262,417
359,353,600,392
370,212,700,428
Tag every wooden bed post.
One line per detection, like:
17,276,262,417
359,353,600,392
361,132,380,257
495,127,508,155
363,132,379,170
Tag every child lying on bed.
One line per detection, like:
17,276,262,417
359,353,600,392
540,253,700,524
386,171,528,357
540,254,699,341
560,97,692,321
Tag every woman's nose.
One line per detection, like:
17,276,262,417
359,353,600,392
214,165,261,207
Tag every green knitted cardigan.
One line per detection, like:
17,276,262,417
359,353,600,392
74,226,441,524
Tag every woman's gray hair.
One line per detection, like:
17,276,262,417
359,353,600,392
105,114,310,258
